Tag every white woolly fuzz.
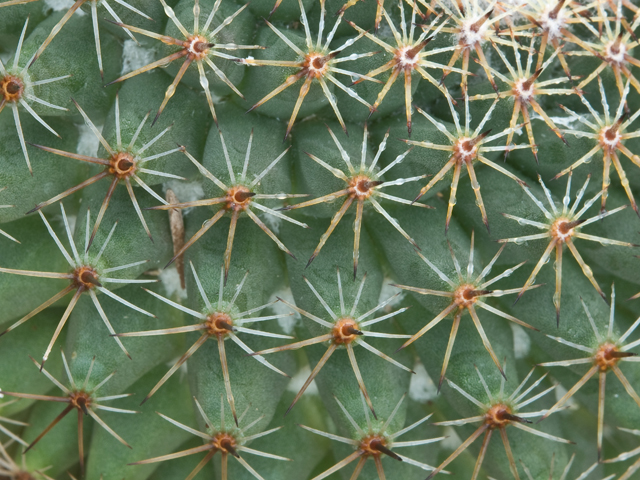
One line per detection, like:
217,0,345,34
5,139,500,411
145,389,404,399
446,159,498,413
378,279,405,311
605,40,627,65
441,426,463,450
540,3,569,40
514,78,535,103
458,14,490,48
163,179,204,215
555,384,579,409
160,266,187,300
510,324,531,359
409,361,438,403
166,354,189,381
76,123,102,158
269,286,299,334
287,365,319,395
260,209,282,235
45,0,86,14
532,112,579,128
121,40,156,76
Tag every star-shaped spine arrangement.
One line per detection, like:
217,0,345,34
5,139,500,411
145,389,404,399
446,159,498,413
303,393,444,479
115,262,293,425
0,352,136,475
416,0,513,94
504,0,590,79
394,231,537,386
107,0,260,124
0,19,70,174
469,33,578,162
130,396,290,480
348,1,464,135
283,124,430,277
252,269,413,418
538,286,640,459
499,173,635,322
604,427,640,479
405,93,527,232
239,0,377,140
147,129,307,282
28,96,183,246
428,364,572,479
0,438,55,480
28,0,151,77
555,78,640,214
564,1,640,96
0,203,155,364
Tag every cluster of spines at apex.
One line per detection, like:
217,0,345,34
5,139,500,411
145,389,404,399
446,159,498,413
0,0,639,478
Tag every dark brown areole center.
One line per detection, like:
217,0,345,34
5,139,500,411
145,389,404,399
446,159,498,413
594,342,636,371
212,432,239,457
332,317,363,344
485,403,530,429
226,185,255,211
205,312,234,337
0,75,24,103
109,152,136,179
73,266,101,290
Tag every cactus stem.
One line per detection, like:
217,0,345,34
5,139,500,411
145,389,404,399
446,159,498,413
27,0,150,72
539,285,640,456
104,0,258,123
467,32,576,161
555,76,640,213
510,0,595,79
255,271,412,417
502,174,634,319
156,136,302,275
303,393,442,479
568,5,640,98
430,0,508,95
1,352,134,468
286,125,426,275
395,239,535,378
240,1,378,139
0,204,153,359
120,264,291,411
603,427,640,472
347,3,456,135
132,396,288,479
408,92,526,229
431,363,572,478
1,19,69,174
28,99,178,246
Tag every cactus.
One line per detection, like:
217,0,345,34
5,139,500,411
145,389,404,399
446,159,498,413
0,0,640,479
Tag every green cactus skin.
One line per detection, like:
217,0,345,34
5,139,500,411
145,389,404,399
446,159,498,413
0,0,640,479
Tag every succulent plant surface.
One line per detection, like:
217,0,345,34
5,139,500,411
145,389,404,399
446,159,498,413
1,0,640,479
